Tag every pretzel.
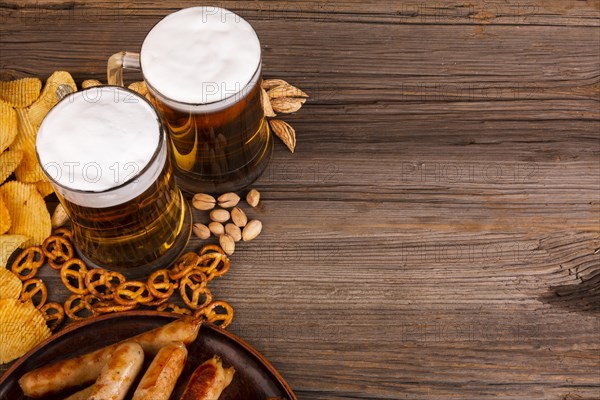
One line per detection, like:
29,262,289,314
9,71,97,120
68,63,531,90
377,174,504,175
52,227,73,240
64,294,96,321
60,258,89,295
139,295,169,307
42,235,74,270
114,281,154,306
179,271,212,310
199,244,225,255
40,302,64,332
157,303,193,316
197,300,234,328
196,252,230,280
92,299,137,314
169,252,200,280
85,268,126,300
20,278,48,309
11,246,45,281
147,269,176,299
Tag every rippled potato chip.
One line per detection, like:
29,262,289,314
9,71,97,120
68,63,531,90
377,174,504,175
0,196,10,234
0,298,51,364
128,81,148,96
0,100,18,153
13,109,46,183
81,79,102,89
28,71,76,127
0,234,28,268
0,149,23,185
0,268,22,299
0,77,42,108
35,181,54,198
0,181,51,247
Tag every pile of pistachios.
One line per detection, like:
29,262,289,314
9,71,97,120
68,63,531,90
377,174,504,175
191,189,262,255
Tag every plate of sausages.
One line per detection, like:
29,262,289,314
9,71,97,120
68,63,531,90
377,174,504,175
0,311,296,400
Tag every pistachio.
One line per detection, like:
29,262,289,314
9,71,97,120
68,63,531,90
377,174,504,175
246,189,260,208
209,208,230,223
231,207,247,227
242,219,262,241
225,223,242,242
51,204,69,228
192,223,211,240
208,221,225,236
219,234,235,255
192,193,216,211
217,192,240,208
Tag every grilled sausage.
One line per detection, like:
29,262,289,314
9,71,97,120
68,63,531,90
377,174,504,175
181,355,235,400
132,342,187,400
19,317,202,398
88,342,144,400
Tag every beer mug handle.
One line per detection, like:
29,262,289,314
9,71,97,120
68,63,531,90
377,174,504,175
107,51,141,86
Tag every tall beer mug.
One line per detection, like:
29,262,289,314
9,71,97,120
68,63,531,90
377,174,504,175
36,86,192,277
108,6,272,194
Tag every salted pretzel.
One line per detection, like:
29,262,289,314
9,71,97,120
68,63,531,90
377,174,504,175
197,300,234,328
11,246,45,281
114,281,154,306
40,302,64,332
147,269,176,299
85,268,126,300
60,258,89,295
199,244,225,255
42,235,74,270
92,299,137,314
169,252,200,280
196,252,230,280
157,302,193,316
52,227,73,240
179,271,212,310
64,294,96,321
20,278,48,309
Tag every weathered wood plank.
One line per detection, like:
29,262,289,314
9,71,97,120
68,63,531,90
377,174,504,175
0,0,598,398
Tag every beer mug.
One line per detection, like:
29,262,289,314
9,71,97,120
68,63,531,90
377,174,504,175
107,6,272,193
36,86,192,277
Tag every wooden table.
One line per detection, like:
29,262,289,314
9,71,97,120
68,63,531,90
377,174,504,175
1,1,599,398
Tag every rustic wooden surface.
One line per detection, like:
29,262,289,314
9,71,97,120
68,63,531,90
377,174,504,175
1,1,599,399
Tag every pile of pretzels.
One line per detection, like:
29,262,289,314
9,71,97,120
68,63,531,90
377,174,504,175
9,228,234,333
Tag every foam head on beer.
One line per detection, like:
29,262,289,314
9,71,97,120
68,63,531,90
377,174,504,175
36,86,162,199
140,6,261,106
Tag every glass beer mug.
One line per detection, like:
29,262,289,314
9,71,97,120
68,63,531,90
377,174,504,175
108,6,272,193
36,86,191,277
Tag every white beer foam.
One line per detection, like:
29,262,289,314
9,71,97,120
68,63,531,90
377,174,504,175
140,6,261,106
37,86,162,207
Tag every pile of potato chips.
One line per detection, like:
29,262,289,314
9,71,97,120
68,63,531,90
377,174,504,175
1,72,77,364
0,72,77,265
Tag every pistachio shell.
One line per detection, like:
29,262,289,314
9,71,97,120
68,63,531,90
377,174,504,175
209,208,230,223
231,207,247,227
192,193,216,211
242,219,262,241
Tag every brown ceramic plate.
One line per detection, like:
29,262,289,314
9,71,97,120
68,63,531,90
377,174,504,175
0,311,296,400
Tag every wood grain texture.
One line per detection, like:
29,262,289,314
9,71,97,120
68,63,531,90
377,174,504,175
1,1,599,399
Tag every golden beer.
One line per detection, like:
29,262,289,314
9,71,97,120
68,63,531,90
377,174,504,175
148,75,271,193
108,6,271,193
36,86,191,276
